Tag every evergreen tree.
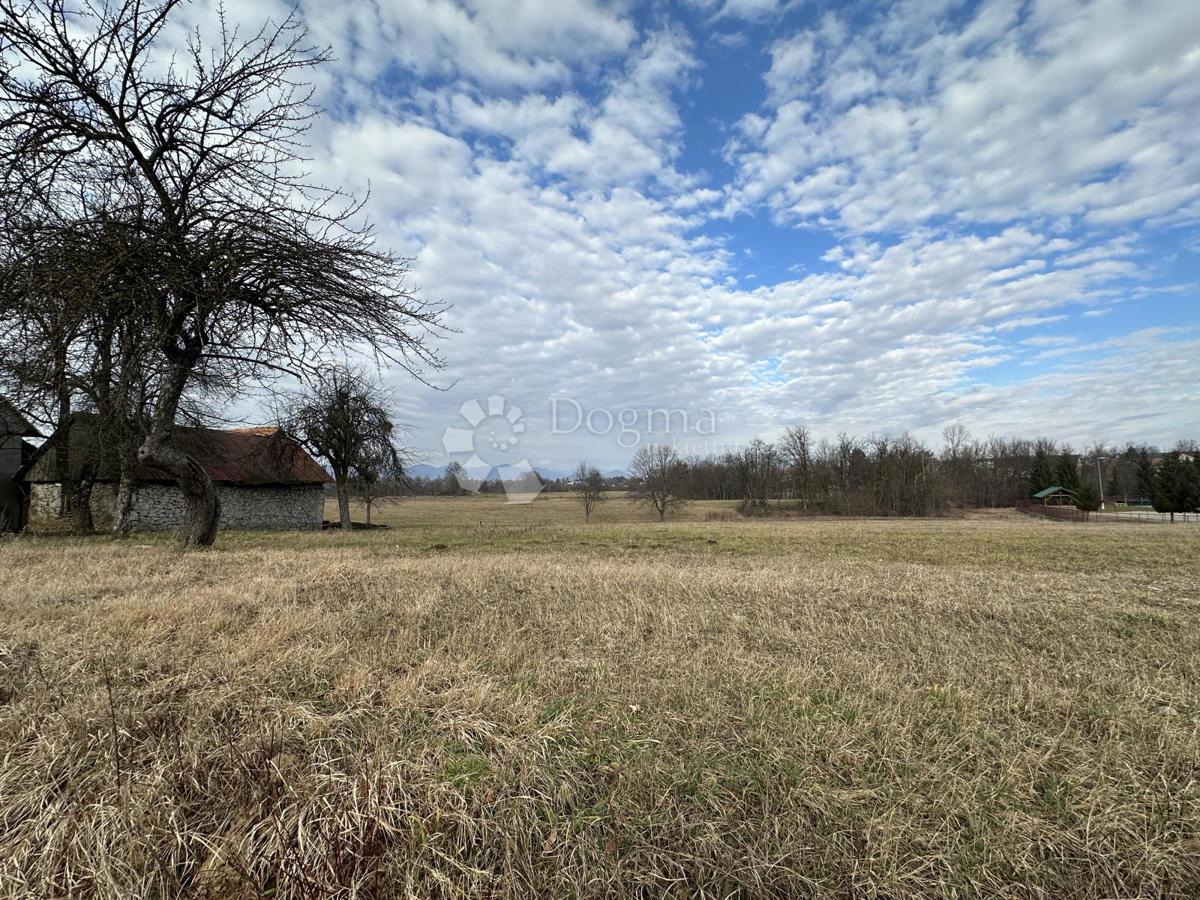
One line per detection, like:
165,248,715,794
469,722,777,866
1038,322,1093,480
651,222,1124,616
1055,452,1081,492
1136,449,1156,500
1105,465,1122,503
1030,448,1053,494
1075,480,1101,514
1151,453,1200,522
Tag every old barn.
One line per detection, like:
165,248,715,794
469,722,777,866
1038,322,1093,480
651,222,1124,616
17,416,330,532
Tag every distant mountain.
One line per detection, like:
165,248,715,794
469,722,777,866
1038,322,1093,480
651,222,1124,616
404,462,572,482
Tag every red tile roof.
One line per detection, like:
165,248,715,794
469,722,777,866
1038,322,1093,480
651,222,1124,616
18,418,331,486
161,426,332,485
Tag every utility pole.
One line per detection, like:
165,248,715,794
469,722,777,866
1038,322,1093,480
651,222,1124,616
1095,455,1106,510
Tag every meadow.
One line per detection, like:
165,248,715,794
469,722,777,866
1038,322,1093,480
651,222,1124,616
1,495,1198,898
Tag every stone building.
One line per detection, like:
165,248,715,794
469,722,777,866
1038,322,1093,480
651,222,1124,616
18,416,331,532
0,399,40,532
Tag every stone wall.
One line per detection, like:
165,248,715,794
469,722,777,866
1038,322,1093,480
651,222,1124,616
215,484,325,530
28,482,323,532
28,483,64,523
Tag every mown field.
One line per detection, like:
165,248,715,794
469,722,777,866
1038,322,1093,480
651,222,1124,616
2,495,1198,898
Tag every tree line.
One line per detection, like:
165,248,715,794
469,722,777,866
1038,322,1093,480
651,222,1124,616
608,428,1199,520
350,427,1199,523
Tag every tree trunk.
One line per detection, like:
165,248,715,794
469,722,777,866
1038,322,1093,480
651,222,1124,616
55,376,72,519
114,442,138,537
335,475,352,530
114,474,135,536
139,432,220,547
72,476,95,535
136,358,219,547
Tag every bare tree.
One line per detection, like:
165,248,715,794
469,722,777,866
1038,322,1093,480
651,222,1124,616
352,444,409,526
780,425,812,509
629,444,687,521
0,214,168,534
940,423,975,509
735,438,780,516
441,461,470,496
279,368,404,531
0,0,445,546
573,462,606,523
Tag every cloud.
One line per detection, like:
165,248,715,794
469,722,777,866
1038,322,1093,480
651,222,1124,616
424,28,700,192
730,0,1200,233
686,0,793,24
168,0,1198,465
297,0,635,90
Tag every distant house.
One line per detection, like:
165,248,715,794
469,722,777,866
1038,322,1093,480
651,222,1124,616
17,416,331,532
0,399,41,532
1032,485,1078,506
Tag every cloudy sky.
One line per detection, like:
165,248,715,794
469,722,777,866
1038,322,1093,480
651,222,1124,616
215,0,1198,471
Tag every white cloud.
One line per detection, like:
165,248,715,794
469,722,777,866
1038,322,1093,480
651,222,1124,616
764,32,816,100
297,0,635,90
424,29,699,192
731,0,1200,233
686,0,793,24
167,0,1198,465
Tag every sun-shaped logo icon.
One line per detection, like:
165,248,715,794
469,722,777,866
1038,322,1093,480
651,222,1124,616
440,395,545,504
442,395,524,459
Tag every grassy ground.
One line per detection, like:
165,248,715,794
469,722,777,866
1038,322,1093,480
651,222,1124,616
1,495,1198,898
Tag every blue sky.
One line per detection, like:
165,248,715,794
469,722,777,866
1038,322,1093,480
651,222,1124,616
207,0,1200,470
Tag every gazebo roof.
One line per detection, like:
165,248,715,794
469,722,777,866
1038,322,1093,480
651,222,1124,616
1032,485,1077,499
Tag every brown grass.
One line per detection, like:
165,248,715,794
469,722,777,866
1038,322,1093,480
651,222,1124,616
1,495,1198,898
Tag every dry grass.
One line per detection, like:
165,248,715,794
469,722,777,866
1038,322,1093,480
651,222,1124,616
1,495,1198,898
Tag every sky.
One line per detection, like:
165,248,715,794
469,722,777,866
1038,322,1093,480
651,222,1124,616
205,0,1199,472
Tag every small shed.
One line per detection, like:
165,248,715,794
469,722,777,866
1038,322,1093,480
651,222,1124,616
1032,485,1078,507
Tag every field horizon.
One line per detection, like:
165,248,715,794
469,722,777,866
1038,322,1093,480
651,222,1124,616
2,495,1198,897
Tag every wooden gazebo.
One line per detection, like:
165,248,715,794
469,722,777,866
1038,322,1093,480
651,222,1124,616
1032,485,1079,507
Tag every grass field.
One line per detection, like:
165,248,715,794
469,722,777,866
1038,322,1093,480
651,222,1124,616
2,495,1199,898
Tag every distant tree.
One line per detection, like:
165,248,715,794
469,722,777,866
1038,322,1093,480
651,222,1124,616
1136,449,1157,500
1030,447,1054,494
629,444,687,521
1105,464,1123,503
573,463,606,523
442,461,470,496
1152,453,1199,522
780,425,812,508
280,368,403,531
352,444,409,526
736,438,781,515
1055,452,1081,492
1075,480,1101,515
940,423,975,508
